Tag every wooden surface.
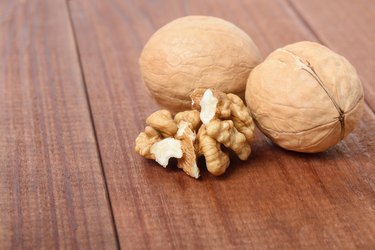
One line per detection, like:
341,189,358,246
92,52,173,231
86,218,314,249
0,0,117,248
1,0,374,249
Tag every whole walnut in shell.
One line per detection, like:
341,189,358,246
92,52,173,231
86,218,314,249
246,41,364,153
140,15,262,113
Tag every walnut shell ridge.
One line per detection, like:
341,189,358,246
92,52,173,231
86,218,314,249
246,41,364,153
140,15,262,113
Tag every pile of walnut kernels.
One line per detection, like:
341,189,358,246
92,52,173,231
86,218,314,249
135,88,255,179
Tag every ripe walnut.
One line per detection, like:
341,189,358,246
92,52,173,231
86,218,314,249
246,41,364,153
139,16,262,113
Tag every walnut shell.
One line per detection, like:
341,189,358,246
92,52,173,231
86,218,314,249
140,16,262,113
246,41,364,153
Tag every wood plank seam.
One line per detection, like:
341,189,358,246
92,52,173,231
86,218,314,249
64,0,121,248
0,0,119,247
284,0,325,46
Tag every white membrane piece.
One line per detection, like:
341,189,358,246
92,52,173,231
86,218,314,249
199,89,218,125
150,138,183,167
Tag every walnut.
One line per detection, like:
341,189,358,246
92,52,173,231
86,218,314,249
139,16,262,113
246,41,364,153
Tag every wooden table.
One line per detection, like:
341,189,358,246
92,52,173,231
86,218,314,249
1,0,374,249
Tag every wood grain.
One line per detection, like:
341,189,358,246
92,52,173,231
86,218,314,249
287,0,375,111
0,0,117,248
68,0,375,249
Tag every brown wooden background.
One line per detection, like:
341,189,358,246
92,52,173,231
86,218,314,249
1,0,374,249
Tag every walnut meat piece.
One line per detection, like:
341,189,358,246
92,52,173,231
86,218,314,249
135,126,161,159
190,88,232,124
246,41,364,153
146,110,178,137
174,110,201,131
227,93,255,142
139,16,262,113
175,123,200,179
206,119,251,161
197,125,230,176
150,138,183,167
135,125,182,167
136,109,201,179
136,110,183,169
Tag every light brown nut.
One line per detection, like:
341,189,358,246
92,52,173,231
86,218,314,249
206,119,251,161
175,123,200,179
246,41,364,153
146,110,178,137
135,126,162,159
197,125,230,176
227,93,255,142
174,110,201,131
140,16,262,113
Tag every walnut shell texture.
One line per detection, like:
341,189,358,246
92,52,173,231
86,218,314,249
140,15,262,113
246,41,364,153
